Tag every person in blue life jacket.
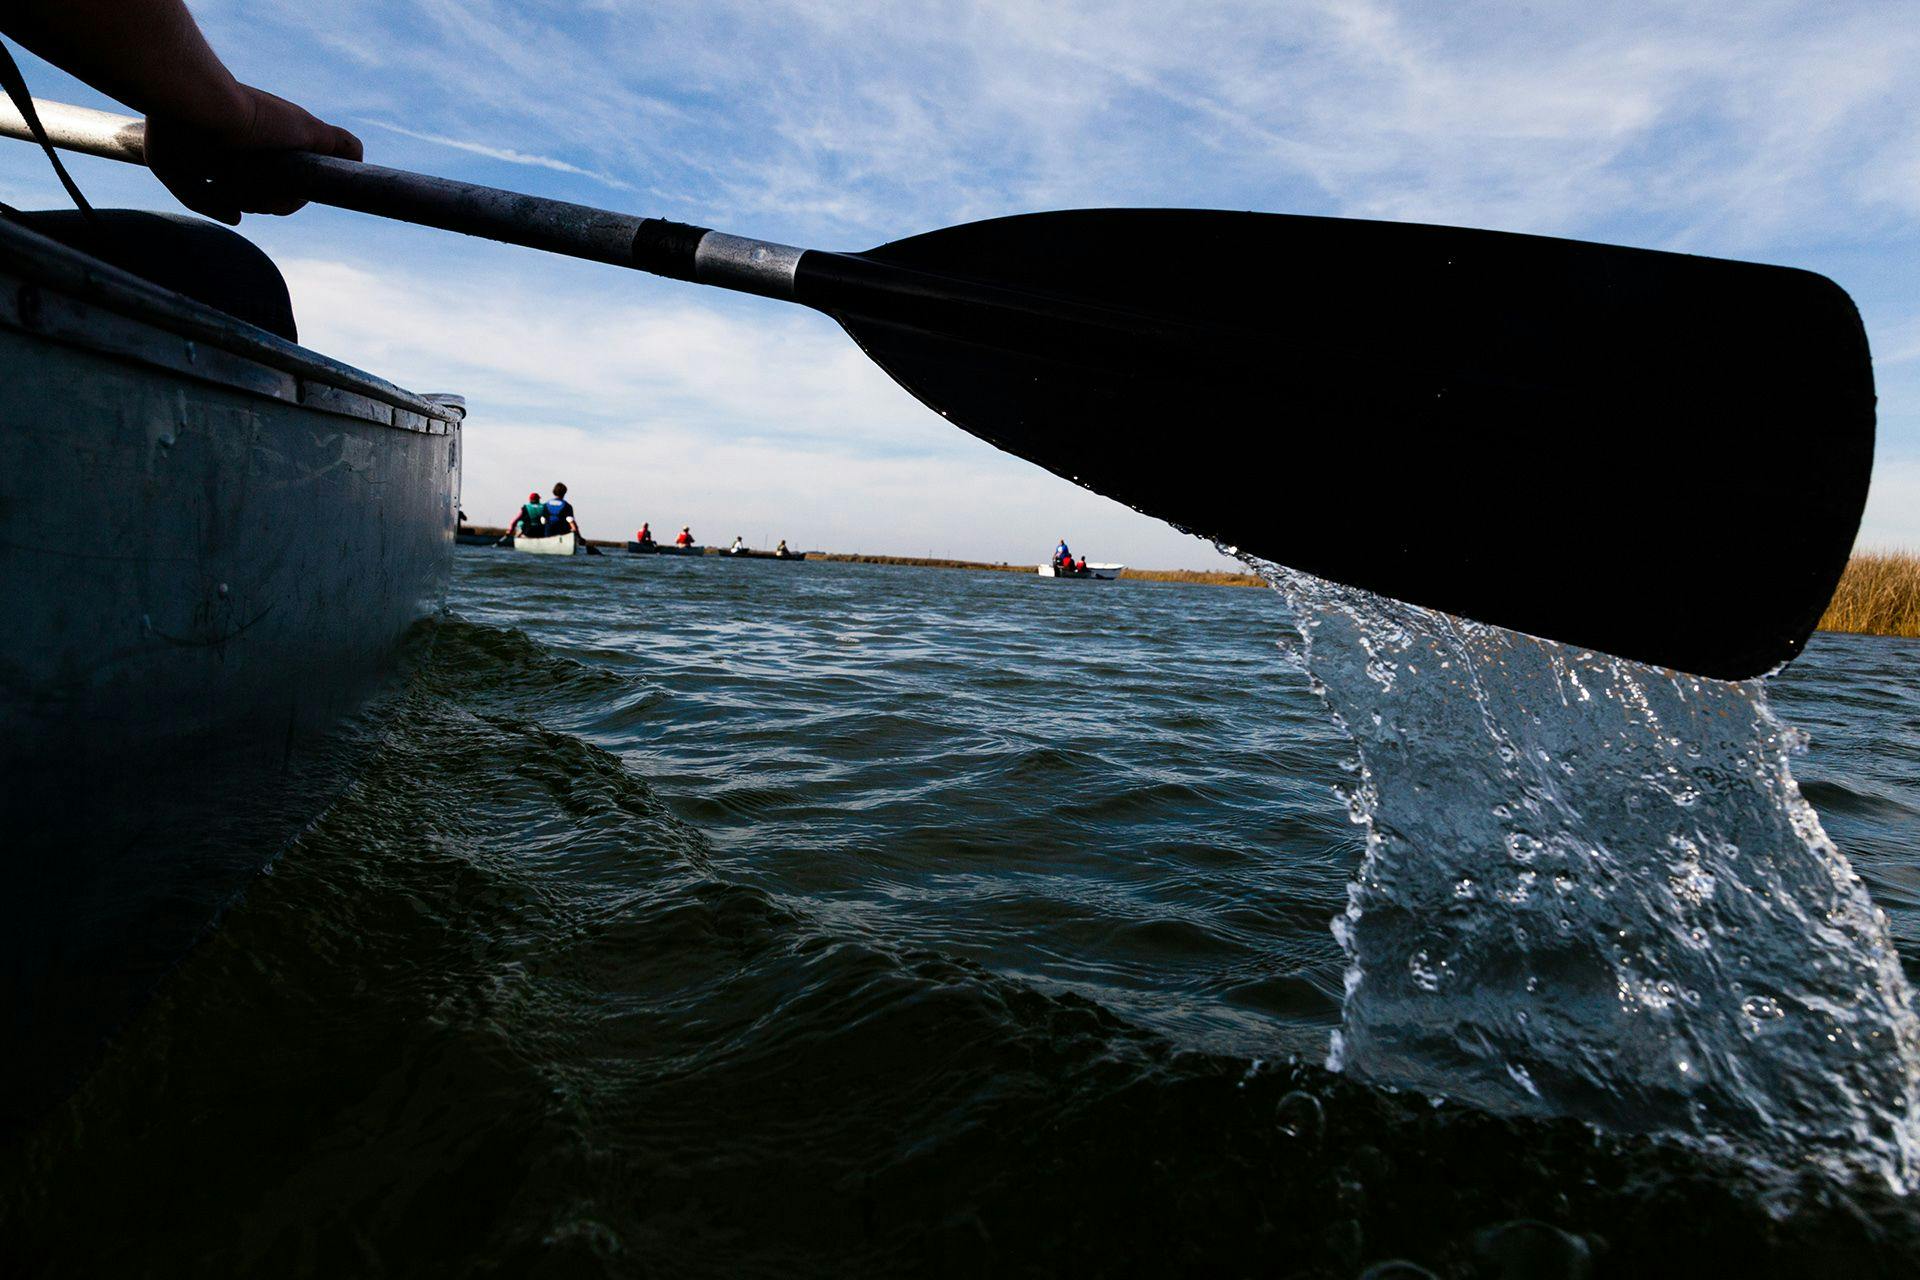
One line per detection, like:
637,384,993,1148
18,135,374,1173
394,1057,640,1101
508,492,545,538
1054,538,1071,569
543,482,580,540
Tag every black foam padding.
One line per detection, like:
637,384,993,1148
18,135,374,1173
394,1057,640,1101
8,208,297,340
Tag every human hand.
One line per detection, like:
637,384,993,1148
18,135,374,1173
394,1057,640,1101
145,83,362,224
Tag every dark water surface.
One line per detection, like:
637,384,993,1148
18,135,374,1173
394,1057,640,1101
5,552,1919,1276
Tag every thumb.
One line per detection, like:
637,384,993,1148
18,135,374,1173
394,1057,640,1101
325,125,364,162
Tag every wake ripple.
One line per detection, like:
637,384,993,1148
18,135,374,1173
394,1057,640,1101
1247,556,1920,1189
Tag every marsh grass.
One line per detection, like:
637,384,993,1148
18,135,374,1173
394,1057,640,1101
1817,551,1920,638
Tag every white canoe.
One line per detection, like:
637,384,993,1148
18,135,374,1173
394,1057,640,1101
513,531,576,556
1037,561,1124,580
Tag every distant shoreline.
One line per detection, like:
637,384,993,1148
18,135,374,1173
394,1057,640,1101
461,527,1920,633
459,526,1265,586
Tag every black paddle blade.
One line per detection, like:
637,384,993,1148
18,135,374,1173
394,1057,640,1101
793,210,1874,681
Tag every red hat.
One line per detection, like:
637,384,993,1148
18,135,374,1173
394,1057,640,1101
528,492,540,501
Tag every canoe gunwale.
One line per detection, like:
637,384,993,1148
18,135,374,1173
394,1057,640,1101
0,216,461,431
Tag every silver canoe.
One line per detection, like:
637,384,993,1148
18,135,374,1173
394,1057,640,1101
1,212,463,1125
513,531,577,555
0,216,462,766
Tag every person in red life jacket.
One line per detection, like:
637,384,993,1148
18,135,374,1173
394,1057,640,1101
636,522,655,547
508,492,544,538
675,526,694,547
1075,556,1088,574
542,482,580,540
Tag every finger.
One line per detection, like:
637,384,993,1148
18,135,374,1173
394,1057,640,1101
244,193,310,216
156,171,243,226
325,126,364,162
206,174,306,217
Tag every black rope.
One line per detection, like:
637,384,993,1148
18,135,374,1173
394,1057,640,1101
0,37,98,222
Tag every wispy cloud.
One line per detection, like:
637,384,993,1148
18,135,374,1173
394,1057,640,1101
357,120,633,190
1860,458,1920,548
280,255,1234,567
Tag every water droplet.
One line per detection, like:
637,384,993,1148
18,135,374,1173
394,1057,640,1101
1275,1090,1324,1146
1408,950,1443,992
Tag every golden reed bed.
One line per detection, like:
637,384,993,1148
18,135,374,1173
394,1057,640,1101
1816,551,1920,639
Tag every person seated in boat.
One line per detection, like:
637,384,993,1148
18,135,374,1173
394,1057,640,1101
508,492,545,539
775,540,790,558
1075,556,1089,574
543,482,578,540
635,522,655,547
729,536,745,555
1054,538,1072,569
675,526,694,547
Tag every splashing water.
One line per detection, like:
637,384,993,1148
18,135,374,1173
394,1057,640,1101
1246,556,1920,1189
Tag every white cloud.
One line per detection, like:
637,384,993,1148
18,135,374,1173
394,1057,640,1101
357,121,634,190
280,254,1237,568
1858,457,1920,549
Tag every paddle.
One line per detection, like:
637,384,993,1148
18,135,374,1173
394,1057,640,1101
2,98,1874,680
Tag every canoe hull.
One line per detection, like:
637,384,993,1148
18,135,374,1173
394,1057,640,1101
630,542,704,555
0,278,460,769
514,531,577,555
0,213,462,1129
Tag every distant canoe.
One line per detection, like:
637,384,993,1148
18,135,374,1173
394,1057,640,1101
724,548,806,561
514,531,577,556
628,542,704,556
1038,561,1123,580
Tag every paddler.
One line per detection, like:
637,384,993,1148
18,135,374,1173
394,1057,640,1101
543,482,579,540
636,522,655,547
729,535,745,555
675,526,694,548
508,492,545,539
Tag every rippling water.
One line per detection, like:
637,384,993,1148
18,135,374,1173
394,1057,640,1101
5,550,1920,1276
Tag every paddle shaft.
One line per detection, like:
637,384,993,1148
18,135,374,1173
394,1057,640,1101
1,101,1874,680
0,97,810,301
2,99,1233,368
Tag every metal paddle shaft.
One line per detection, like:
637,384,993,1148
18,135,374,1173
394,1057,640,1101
2,98,1875,680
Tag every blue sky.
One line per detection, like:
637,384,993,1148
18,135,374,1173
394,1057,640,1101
6,1,1918,565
